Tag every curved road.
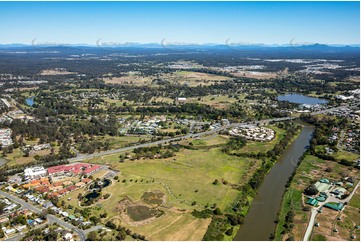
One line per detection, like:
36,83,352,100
0,191,86,241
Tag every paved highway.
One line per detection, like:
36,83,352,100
70,106,344,162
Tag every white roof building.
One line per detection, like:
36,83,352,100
24,166,47,180
63,232,73,240
5,228,15,234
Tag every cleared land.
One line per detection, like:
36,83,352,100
60,130,289,240
232,71,278,79
39,69,77,75
166,71,231,87
275,154,360,241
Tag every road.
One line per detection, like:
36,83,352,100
303,208,318,241
69,105,344,162
69,126,227,162
5,223,48,241
0,191,86,241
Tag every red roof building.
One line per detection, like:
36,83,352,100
82,178,92,184
84,165,101,175
47,163,97,177
58,189,68,196
53,181,63,187
67,185,77,192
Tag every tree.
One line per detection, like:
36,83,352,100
89,216,100,225
0,203,5,214
225,227,233,236
325,167,332,172
116,230,127,240
213,207,222,215
105,220,117,229
304,185,319,196
87,231,98,241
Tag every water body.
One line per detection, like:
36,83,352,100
234,125,314,241
85,191,101,200
94,179,111,189
277,93,328,105
25,97,35,107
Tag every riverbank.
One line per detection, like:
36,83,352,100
233,124,314,241
274,117,360,241
202,122,304,241
228,125,304,240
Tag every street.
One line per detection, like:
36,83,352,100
0,191,86,241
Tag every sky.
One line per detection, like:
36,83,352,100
0,1,359,45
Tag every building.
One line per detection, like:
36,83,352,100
306,197,319,207
0,98,11,108
16,225,26,232
229,125,275,142
176,97,187,102
0,217,9,224
324,202,344,211
24,166,47,180
63,232,73,241
4,228,15,234
47,163,101,177
0,128,13,147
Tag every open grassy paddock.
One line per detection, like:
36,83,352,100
59,126,294,240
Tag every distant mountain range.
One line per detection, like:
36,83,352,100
0,43,359,48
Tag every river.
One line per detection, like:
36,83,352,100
234,125,314,241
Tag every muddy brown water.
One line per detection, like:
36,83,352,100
234,125,314,241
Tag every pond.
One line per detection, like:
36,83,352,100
94,179,111,189
25,97,35,107
85,191,101,200
277,93,328,105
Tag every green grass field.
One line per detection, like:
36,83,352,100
190,135,229,147
69,129,292,240
348,186,360,209
109,148,256,211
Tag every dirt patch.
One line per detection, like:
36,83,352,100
117,197,165,226
312,209,339,239
233,71,278,79
39,69,77,75
127,205,164,222
141,190,166,206
103,76,151,85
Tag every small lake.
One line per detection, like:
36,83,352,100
277,93,328,105
94,179,111,189
85,191,101,200
25,97,35,107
